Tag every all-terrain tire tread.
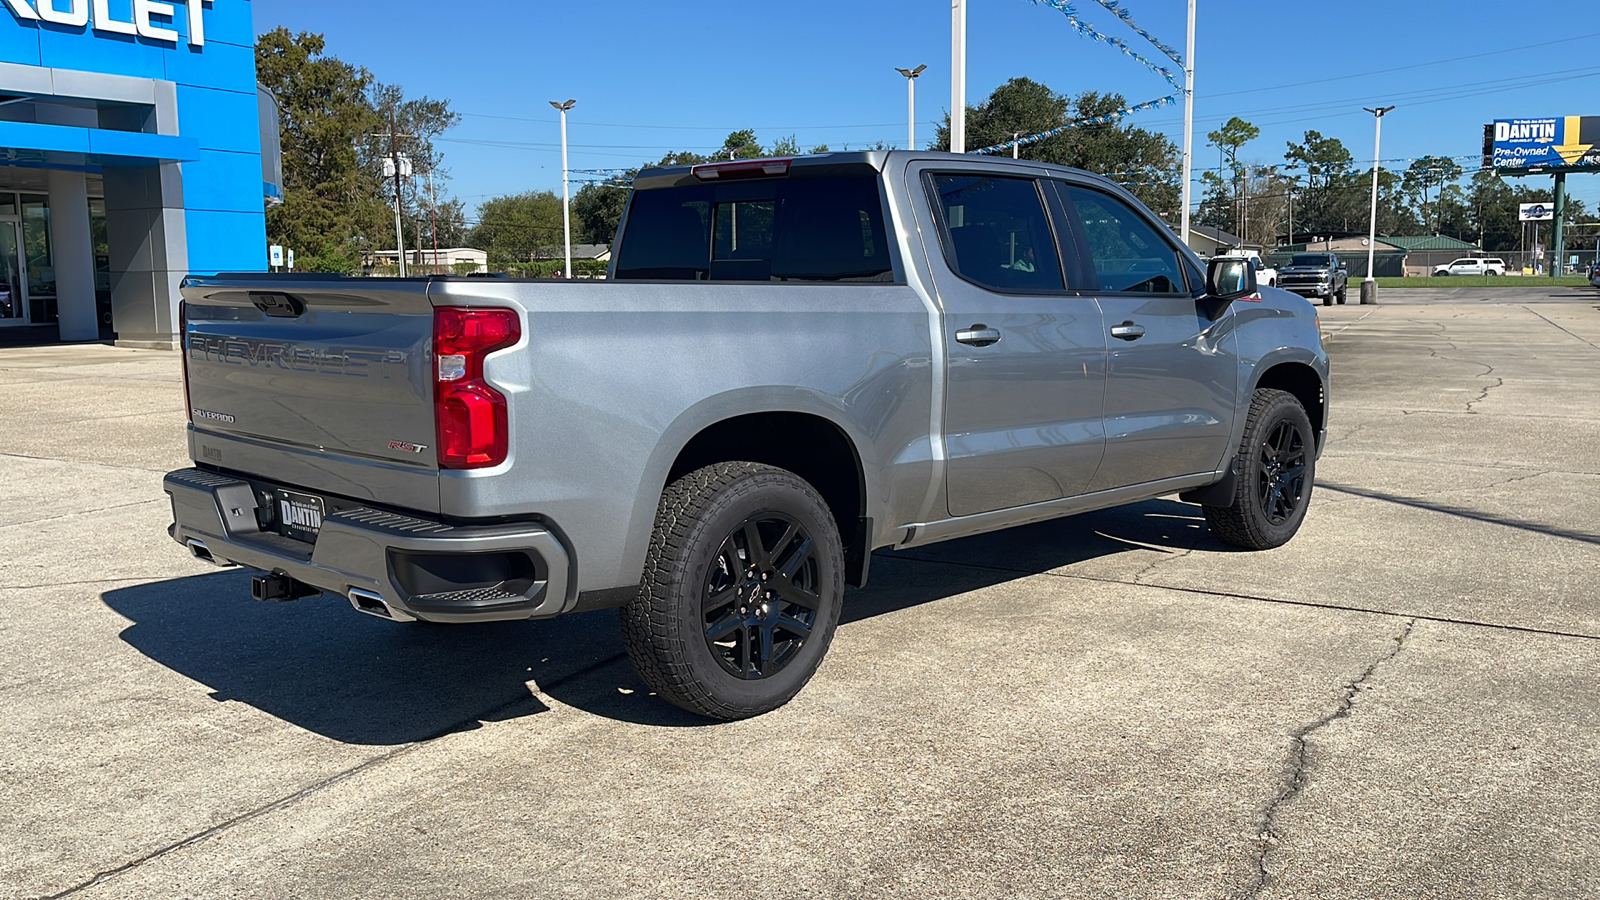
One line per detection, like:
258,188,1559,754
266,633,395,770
1203,388,1309,550
620,462,840,721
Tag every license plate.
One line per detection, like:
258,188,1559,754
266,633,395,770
277,490,325,542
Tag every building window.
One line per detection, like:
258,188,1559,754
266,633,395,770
20,194,53,322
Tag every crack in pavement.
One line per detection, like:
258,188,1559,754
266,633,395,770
1242,619,1415,900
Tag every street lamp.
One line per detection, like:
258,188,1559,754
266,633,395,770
550,99,576,280
895,64,926,151
1361,105,1395,304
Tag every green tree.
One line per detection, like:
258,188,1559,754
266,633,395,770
1284,130,1362,235
467,190,565,267
933,78,1181,214
1402,156,1464,234
572,181,629,245
1205,117,1259,238
256,28,386,273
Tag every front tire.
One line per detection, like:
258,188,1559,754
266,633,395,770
1203,389,1315,550
621,462,845,720
1335,285,1347,304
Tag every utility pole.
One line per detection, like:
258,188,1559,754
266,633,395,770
426,169,439,268
1361,105,1396,303
550,99,576,280
1179,0,1197,248
895,65,926,150
388,105,407,278
950,0,966,153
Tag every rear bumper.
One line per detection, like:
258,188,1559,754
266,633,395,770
163,468,573,624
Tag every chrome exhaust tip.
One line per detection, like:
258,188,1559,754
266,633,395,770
186,539,233,567
347,588,416,622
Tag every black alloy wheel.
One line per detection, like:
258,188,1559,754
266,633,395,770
701,512,820,680
1203,388,1316,550
1256,419,1308,526
621,462,844,720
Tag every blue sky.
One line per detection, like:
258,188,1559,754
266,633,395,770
252,0,1600,222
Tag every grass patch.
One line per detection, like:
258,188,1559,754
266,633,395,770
1356,275,1593,288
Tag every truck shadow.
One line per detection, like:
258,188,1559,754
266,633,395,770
102,498,1212,738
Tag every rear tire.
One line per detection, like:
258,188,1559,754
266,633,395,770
1203,389,1315,550
621,462,845,720
1335,285,1347,304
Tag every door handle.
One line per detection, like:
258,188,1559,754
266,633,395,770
1110,321,1146,341
955,325,1002,347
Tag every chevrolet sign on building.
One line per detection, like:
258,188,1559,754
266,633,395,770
0,0,278,347
1490,116,1600,173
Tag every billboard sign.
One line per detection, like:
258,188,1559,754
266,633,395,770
1519,202,1555,222
1491,117,1600,172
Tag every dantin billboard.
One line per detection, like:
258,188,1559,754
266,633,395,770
1490,116,1600,172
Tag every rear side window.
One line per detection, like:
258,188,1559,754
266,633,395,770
614,176,893,282
928,174,1065,292
1064,186,1187,294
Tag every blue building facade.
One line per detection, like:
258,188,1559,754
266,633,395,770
0,0,273,346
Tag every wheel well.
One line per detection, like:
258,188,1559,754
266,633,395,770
667,412,869,586
1255,363,1325,444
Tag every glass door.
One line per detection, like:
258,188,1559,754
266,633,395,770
0,217,27,325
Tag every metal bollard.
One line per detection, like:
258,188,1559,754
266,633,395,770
1360,280,1378,305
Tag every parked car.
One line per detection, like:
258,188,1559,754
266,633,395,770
1277,253,1349,305
1434,257,1506,277
165,151,1329,720
1589,263,1600,289
1216,254,1277,288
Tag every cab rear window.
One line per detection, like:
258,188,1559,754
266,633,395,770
614,176,894,282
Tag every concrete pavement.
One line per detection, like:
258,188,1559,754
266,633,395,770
1,294,1597,899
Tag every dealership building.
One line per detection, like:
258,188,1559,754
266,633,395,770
0,0,274,347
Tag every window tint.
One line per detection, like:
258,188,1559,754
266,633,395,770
613,176,893,282
1065,186,1187,294
929,174,1065,292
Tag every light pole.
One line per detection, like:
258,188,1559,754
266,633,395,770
1012,132,1020,159
1179,0,1197,248
895,65,926,150
1361,105,1395,304
550,99,576,279
950,0,966,153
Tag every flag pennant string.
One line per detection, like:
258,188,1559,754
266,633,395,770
973,1,1182,156
973,96,1177,156
1029,0,1181,91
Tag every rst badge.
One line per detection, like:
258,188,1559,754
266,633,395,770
388,440,428,454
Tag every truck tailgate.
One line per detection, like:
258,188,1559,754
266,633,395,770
180,276,441,513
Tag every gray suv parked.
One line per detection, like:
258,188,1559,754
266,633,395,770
166,152,1329,719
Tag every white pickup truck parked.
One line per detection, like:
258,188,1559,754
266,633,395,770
166,151,1330,719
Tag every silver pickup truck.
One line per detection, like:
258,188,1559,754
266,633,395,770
166,151,1328,720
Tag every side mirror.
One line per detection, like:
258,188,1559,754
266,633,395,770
1206,256,1256,300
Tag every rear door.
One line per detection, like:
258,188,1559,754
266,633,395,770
1052,181,1238,493
913,164,1108,518
181,276,443,512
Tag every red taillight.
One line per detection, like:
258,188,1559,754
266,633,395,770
433,306,520,469
179,299,191,423
691,158,792,181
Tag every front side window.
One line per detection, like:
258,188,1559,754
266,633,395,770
928,174,1065,292
1064,186,1186,294
614,175,893,282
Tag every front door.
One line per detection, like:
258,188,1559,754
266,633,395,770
1050,183,1238,493
0,218,27,325
915,166,1108,518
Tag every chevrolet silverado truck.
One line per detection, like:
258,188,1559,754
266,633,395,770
1277,252,1349,305
166,151,1329,720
